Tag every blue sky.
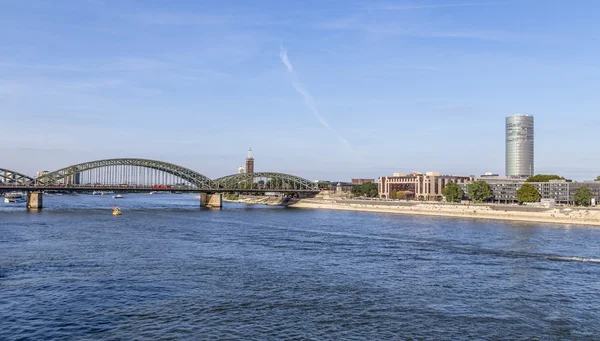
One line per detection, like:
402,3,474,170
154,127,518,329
1,0,599,181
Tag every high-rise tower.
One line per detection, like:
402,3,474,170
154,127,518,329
505,114,534,178
245,147,254,174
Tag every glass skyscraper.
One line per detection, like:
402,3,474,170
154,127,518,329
505,114,534,178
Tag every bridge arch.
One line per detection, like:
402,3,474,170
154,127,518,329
36,158,216,189
0,168,35,185
214,172,317,191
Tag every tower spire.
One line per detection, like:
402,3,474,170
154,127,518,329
247,147,253,159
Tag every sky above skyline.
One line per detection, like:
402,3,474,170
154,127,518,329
1,0,599,181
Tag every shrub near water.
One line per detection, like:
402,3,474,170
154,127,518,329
226,193,239,200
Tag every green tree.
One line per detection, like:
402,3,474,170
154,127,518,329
226,193,239,200
595,176,600,181
362,182,379,197
316,181,331,190
442,183,464,203
389,190,408,200
466,180,493,203
526,174,565,182
574,187,593,206
395,191,408,200
351,185,362,196
516,184,541,204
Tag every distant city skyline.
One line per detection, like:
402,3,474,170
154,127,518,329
1,1,600,180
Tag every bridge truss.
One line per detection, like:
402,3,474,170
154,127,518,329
1,159,317,192
0,168,35,185
215,172,317,191
35,158,216,189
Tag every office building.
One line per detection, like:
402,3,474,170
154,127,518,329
506,114,534,178
378,172,473,200
459,178,600,205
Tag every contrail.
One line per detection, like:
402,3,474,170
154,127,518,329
279,46,357,155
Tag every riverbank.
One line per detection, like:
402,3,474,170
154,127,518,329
289,199,600,226
224,196,289,206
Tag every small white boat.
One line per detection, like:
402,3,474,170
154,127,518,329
92,191,102,195
4,192,25,203
113,194,124,199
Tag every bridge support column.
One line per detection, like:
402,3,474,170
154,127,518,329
27,191,43,210
200,193,222,208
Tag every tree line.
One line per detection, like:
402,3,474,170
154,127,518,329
351,182,378,197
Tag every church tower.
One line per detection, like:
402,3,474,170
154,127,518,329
245,147,254,174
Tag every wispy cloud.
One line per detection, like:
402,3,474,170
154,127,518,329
279,47,357,155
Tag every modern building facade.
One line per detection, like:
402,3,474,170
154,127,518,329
245,147,254,174
379,172,474,200
506,114,534,178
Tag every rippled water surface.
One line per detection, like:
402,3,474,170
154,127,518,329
2,194,600,340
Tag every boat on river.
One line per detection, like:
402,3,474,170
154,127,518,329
113,194,124,199
112,207,122,215
4,192,25,203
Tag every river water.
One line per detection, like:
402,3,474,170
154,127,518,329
2,194,600,340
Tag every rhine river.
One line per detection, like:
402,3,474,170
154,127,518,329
2,194,600,340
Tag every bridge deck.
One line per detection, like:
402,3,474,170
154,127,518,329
0,185,319,194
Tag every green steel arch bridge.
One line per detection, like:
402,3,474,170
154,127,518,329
0,158,319,209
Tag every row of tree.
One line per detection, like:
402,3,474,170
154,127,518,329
526,174,600,183
525,174,565,182
442,181,495,203
442,180,595,206
351,182,379,197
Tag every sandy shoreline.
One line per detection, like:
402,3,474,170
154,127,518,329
289,199,600,227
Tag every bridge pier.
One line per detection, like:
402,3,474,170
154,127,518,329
27,191,43,210
200,193,222,208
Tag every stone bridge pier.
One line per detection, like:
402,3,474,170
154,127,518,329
27,191,43,209
199,193,222,208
